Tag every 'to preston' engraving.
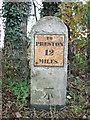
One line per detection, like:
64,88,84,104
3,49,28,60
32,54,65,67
34,34,64,67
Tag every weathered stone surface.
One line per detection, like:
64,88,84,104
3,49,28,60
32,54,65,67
31,16,68,110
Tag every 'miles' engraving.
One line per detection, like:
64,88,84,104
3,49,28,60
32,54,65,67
39,59,58,64
34,34,64,67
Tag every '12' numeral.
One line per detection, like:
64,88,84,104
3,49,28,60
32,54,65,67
45,50,54,56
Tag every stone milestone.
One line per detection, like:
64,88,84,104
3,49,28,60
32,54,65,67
31,16,68,110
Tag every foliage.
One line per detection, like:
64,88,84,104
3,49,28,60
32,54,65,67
40,2,59,17
66,77,89,116
7,79,29,107
54,2,89,76
2,2,31,80
2,2,31,46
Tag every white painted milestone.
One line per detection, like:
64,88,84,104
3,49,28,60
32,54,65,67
31,16,68,110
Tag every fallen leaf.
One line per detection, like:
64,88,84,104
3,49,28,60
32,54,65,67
67,95,72,99
15,112,22,118
83,115,87,119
